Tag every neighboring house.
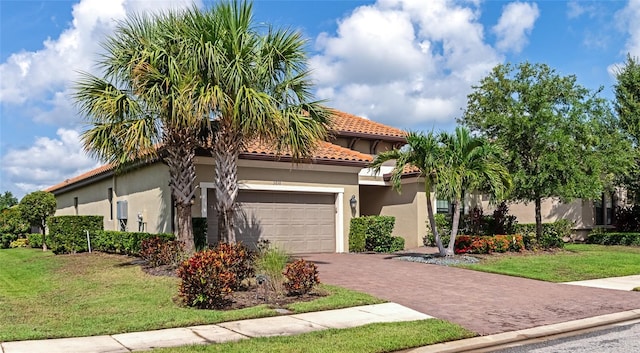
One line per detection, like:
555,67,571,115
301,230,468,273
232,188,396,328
46,110,618,252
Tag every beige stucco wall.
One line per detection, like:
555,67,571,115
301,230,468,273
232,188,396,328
360,181,428,248
53,162,172,234
194,157,362,252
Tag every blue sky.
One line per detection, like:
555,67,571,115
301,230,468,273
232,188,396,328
1,0,639,199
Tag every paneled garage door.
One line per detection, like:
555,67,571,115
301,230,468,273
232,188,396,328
207,189,336,253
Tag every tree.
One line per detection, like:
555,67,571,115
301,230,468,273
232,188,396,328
370,128,511,256
461,62,634,240
371,132,446,255
0,191,18,211
18,191,56,251
188,1,330,243
437,127,512,254
74,7,214,254
0,207,29,248
613,54,640,203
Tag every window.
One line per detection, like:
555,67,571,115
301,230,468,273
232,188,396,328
436,199,450,214
107,188,113,220
595,193,613,226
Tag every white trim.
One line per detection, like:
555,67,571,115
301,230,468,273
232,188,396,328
199,182,345,253
358,179,389,186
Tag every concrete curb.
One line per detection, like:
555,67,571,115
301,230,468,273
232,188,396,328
406,309,640,353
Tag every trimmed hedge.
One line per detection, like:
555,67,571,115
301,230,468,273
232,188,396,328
93,231,175,256
349,216,401,253
454,234,525,254
27,233,43,248
513,219,572,249
48,216,103,254
586,231,640,246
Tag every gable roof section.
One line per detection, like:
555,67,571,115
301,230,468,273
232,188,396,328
45,163,115,193
330,110,406,142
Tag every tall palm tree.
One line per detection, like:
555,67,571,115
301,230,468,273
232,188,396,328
183,1,330,243
370,132,448,256
437,127,512,255
74,9,214,254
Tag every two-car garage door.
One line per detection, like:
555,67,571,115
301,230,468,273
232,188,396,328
207,189,336,253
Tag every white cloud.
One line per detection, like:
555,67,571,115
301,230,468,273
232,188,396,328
0,0,200,198
616,0,640,57
1,128,100,195
310,0,517,129
492,2,539,54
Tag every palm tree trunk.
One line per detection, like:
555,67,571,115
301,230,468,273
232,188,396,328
214,126,241,244
425,185,446,256
447,198,461,256
164,135,197,254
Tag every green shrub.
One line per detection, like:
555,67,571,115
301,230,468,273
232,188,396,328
139,237,186,268
177,249,237,309
614,205,640,232
9,238,28,248
192,217,208,251
513,220,571,249
348,218,366,252
27,233,43,248
390,236,405,252
349,216,396,253
0,233,18,249
586,231,640,246
93,230,174,256
455,235,525,254
48,216,103,254
423,214,452,247
283,259,320,296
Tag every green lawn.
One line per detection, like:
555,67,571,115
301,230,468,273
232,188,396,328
0,248,383,341
151,320,475,353
459,244,640,282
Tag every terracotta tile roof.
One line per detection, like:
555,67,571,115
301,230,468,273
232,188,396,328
382,164,422,181
242,139,373,164
330,110,406,140
45,163,115,193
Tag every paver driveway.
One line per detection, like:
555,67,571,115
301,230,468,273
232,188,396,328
303,250,640,335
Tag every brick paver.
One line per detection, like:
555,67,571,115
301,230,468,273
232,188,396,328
302,250,640,335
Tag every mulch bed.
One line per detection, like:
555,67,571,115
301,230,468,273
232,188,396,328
142,264,327,310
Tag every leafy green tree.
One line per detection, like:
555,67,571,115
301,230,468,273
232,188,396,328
18,191,56,251
436,127,512,254
461,62,634,240
190,1,330,243
613,54,640,203
0,191,18,211
0,208,29,248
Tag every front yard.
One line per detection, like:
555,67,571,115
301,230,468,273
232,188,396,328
0,248,384,341
458,244,640,282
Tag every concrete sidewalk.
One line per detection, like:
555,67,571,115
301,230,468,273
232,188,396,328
563,274,640,291
0,303,432,353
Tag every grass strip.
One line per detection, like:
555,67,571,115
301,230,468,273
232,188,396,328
151,319,475,353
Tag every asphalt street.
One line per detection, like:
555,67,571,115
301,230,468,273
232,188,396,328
491,321,640,353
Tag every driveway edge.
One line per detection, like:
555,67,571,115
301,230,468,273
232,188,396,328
406,309,640,353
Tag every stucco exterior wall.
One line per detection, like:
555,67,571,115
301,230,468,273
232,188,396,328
53,162,172,234
360,181,428,248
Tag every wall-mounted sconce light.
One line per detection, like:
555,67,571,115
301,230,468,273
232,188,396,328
349,195,357,214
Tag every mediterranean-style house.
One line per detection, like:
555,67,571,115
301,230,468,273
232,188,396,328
46,110,616,252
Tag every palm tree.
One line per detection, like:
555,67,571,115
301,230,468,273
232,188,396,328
437,127,512,255
184,1,330,243
370,132,448,256
74,9,213,254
